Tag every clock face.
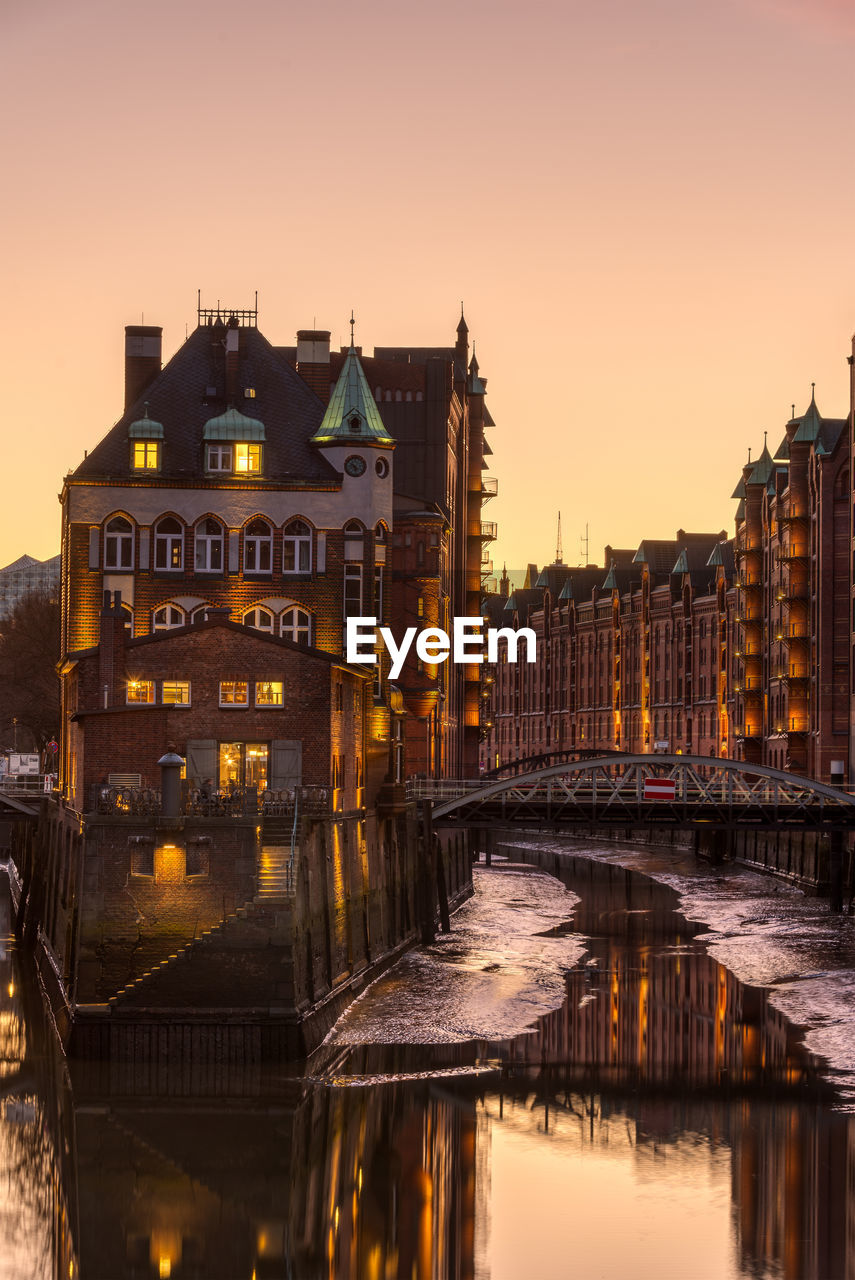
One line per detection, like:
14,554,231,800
344,454,366,477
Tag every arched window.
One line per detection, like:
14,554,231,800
283,519,312,573
244,518,273,573
244,606,274,633
153,603,185,631
195,518,224,572
375,522,388,544
344,521,364,562
191,604,216,623
154,517,183,571
281,607,312,646
104,516,133,570
120,602,134,635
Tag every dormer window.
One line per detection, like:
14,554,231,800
235,442,261,473
348,415,362,433
207,444,233,472
132,440,160,470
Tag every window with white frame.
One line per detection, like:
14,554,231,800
126,678,154,704
195,517,224,572
244,606,274,633
344,521,364,560
104,516,134,570
344,563,362,619
244,518,273,573
255,681,284,706
283,519,312,573
219,680,249,706
207,444,233,472
162,680,191,705
235,442,261,473
154,517,184,571
153,603,185,630
374,565,384,618
280,606,312,645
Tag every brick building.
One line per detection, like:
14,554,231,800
59,301,494,798
64,597,368,812
482,529,736,770
733,391,849,784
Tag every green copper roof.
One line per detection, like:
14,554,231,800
128,407,164,439
672,549,690,574
793,390,821,444
773,434,790,461
736,498,746,520
746,445,774,486
202,407,266,441
311,345,394,447
707,543,724,567
602,563,619,590
731,476,746,499
558,579,573,601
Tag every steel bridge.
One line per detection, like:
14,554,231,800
408,755,855,830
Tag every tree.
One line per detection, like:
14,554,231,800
0,591,60,752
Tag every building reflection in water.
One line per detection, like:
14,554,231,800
3,858,855,1279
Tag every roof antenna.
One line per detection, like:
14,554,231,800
556,511,563,564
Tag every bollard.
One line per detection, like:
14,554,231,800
158,751,185,818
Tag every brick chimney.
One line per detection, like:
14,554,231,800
225,316,240,403
124,325,162,411
296,329,331,401
98,590,127,708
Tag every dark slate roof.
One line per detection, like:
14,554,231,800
503,588,543,618
534,564,572,593
74,325,338,485
633,532,724,579
482,593,507,626
773,434,790,462
557,566,609,603
707,539,735,574
815,418,846,457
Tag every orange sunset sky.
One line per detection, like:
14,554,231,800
4,0,855,572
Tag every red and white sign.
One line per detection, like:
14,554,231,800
643,778,677,801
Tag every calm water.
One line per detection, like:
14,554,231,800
3,844,855,1280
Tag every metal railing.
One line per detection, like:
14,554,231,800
90,784,332,818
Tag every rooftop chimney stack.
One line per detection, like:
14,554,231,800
296,329,331,402
124,325,162,411
225,316,240,403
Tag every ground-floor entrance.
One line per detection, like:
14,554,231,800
218,742,269,791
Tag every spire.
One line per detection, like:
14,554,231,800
793,385,822,443
310,337,394,447
349,309,356,347
555,511,564,564
457,302,468,337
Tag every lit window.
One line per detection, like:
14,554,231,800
244,606,274,633
235,442,261,473
256,681,284,706
162,680,191,705
127,679,154,704
219,680,248,706
153,604,185,630
207,444,233,472
283,519,312,573
104,516,134,570
154,516,183,570
244,387,256,398
132,441,160,470
195,517,224,572
280,606,312,645
244,519,273,573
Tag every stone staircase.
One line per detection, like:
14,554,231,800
256,845,295,900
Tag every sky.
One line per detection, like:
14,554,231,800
3,0,855,571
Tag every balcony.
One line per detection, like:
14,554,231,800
780,664,810,681
776,545,808,562
479,520,497,541
89,784,332,818
788,716,809,733
777,505,808,522
481,476,499,501
775,621,810,642
737,574,762,588
735,537,762,552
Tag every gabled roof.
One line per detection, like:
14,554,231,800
73,325,338,484
311,345,396,446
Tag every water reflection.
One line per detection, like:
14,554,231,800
2,857,855,1279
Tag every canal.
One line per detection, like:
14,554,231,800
3,839,855,1279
